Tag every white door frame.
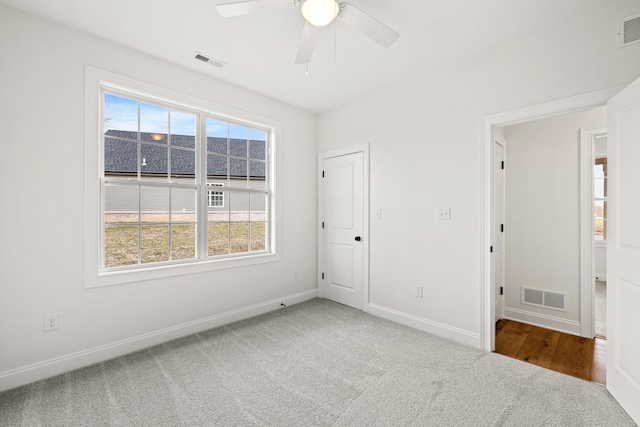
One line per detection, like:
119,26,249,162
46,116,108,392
493,134,506,322
480,85,625,351
579,126,607,338
318,143,370,311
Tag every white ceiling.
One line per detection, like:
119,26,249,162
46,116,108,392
1,0,607,113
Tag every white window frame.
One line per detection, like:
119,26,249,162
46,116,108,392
85,67,281,288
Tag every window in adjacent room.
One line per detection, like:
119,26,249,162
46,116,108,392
594,157,607,241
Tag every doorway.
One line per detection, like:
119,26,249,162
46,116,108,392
480,86,623,352
490,107,608,385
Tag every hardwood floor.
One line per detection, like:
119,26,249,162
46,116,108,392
495,319,606,385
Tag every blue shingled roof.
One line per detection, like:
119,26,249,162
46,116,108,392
104,130,265,177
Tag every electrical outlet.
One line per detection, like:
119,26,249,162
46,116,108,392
416,286,423,298
437,207,451,220
44,313,59,332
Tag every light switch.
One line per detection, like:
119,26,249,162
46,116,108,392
375,209,382,219
438,207,451,220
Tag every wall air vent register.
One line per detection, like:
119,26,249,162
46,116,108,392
521,287,567,312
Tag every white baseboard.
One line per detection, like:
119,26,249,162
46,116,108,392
0,289,317,393
503,307,581,336
367,303,480,348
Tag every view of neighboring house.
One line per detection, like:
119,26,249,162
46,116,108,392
104,130,267,213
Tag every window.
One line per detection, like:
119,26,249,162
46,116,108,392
594,157,607,241
101,88,272,272
207,183,224,207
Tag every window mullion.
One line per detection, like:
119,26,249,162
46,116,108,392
266,139,272,252
197,112,208,259
248,189,252,251
137,185,142,265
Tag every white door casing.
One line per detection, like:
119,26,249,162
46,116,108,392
318,145,369,310
579,126,607,339
606,75,640,425
481,85,624,352
493,135,506,322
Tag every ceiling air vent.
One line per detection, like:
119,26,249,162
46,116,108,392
617,13,640,48
193,51,226,68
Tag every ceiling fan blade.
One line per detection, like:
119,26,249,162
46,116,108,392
295,22,320,64
216,0,296,18
338,2,399,48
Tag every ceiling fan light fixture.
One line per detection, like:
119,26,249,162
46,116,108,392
301,0,339,27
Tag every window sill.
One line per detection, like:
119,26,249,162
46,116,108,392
87,251,279,288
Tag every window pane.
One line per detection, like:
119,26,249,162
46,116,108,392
249,160,266,189
104,94,138,133
172,188,196,222
250,193,268,222
104,138,137,177
207,154,227,179
141,225,169,264
207,191,224,207
249,137,266,160
207,119,228,154
594,177,607,199
171,148,195,179
141,143,168,177
104,226,138,268
140,103,168,143
207,184,226,210
230,158,248,187
105,185,138,224
170,110,196,149
230,223,249,254
230,191,249,222
230,137,247,158
171,224,196,261
207,137,227,155
141,187,169,223
250,222,266,252
230,124,248,141
208,223,229,256
207,187,229,224
595,200,607,240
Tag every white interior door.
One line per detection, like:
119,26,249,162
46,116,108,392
493,135,505,322
606,75,640,425
320,151,364,309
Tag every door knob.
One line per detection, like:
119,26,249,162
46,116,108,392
355,236,361,241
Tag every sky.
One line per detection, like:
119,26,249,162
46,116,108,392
104,93,266,141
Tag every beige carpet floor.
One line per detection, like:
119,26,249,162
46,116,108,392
0,298,634,426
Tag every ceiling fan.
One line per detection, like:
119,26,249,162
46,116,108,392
216,0,399,64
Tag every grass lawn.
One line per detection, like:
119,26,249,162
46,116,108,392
104,221,266,268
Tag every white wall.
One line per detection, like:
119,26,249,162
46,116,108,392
318,0,640,345
503,108,607,332
0,6,317,390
